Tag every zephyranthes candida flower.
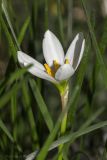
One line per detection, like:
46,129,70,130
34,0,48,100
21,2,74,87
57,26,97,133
17,30,85,84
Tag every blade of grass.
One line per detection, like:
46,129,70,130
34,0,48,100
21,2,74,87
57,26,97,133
1,16,16,60
18,16,30,45
25,150,39,160
0,67,30,102
0,80,6,95
80,106,105,130
0,119,14,142
2,0,20,50
94,18,107,90
64,104,104,158
81,0,107,88
22,80,39,148
29,79,54,132
0,83,21,109
99,18,107,54
11,92,17,142
0,66,30,91
10,90,22,153
49,105,105,150
7,65,31,85
50,120,107,150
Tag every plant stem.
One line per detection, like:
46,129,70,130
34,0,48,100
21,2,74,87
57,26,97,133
58,85,69,160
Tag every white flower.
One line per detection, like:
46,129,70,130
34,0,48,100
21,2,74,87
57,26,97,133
17,30,85,84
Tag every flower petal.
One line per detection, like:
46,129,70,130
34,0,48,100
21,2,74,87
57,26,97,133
65,33,85,70
55,64,74,81
28,66,58,83
74,39,85,70
17,51,58,83
43,30,64,66
17,51,45,71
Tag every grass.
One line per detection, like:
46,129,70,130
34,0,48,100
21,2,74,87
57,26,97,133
0,0,107,160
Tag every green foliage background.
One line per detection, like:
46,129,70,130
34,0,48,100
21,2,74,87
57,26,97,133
0,0,107,159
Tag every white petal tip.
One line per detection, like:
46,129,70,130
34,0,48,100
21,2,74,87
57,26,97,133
43,30,64,66
44,30,51,37
17,51,24,64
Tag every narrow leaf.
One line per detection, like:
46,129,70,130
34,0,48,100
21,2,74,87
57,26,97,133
18,16,30,45
50,120,107,150
81,0,107,87
29,79,54,132
2,0,20,50
0,119,14,142
0,83,21,109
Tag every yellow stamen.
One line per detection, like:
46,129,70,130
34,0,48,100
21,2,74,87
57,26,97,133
44,63,54,77
65,59,69,64
44,60,60,77
53,60,60,71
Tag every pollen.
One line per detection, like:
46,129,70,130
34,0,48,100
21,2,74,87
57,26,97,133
44,60,60,77
44,63,54,77
65,59,69,64
53,60,60,71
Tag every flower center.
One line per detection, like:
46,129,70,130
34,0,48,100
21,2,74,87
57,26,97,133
44,60,60,77
44,59,69,77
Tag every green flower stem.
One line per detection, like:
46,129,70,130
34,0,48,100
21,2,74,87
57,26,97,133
58,84,69,160
58,113,67,160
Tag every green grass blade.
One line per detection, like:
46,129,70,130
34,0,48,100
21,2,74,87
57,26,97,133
64,102,104,158
11,92,17,141
50,120,107,150
80,106,105,130
22,80,39,148
0,119,14,142
0,66,29,96
0,83,21,109
29,79,54,132
81,0,107,88
0,80,5,95
31,0,38,39
7,66,30,85
99,18,107,54
2,0,20,50
25,150,39,160
1,16,16,60
50,106,105,150
10,90,22,152
94,18,107,89
18,16,30,45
